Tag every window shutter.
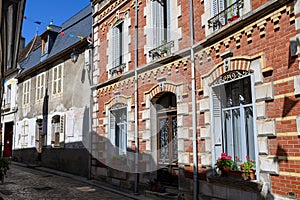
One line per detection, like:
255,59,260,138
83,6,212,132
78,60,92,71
212,0,219,17
58,66,62,93
212,86,223,160
53,68,57,94
60,115,65,143
112,26,120,67
218,0,225,25
109,112,116,146
152,0,164,47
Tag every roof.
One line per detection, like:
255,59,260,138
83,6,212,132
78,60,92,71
18,5,92,75
18,35,42,62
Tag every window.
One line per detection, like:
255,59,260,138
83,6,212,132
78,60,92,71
51,115,64,147
151,0,171,47
209,0,243,31
109,106,127,155
23,80,31,105
52,65,63,95
6,84,11,107
36,73,45,101
112,21,124,68
21,120,29,148
42,37,49,55
211,71,255,164
155,93,177,163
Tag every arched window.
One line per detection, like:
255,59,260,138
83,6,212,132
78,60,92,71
211,71,256,163
109,104,127,155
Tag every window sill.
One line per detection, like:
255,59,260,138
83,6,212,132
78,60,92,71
207,175,263,193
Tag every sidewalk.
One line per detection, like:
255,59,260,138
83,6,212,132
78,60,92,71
12,161,154,200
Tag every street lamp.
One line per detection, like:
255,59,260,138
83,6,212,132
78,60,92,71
70,49,78,63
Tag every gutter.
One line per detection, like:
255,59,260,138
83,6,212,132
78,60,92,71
134,0,139,194
189,0,198,199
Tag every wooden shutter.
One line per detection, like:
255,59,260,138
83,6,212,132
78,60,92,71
60,115,65,144
112,25,121,67
57,66,62,93
152,0,164,47
212,86,223,160
109,111,116,146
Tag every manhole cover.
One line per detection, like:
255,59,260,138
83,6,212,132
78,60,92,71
33,186,53,191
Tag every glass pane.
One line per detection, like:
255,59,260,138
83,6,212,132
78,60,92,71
159,118,169,161
233,108,242,160
245,106,255,160
224,110,233,156
242,77,252,104
172,116,178,160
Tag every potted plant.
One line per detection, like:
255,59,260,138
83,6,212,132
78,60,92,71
215,152,233,177
160,40,168,57
240,156,256,180
0,157,10,183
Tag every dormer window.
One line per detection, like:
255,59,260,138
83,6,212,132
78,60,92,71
41,37,49,55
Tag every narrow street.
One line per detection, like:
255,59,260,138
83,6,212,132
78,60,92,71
0,164,136,200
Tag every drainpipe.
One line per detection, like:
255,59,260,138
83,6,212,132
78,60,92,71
87,1,94,180
134,0,139,194
189,0,198,199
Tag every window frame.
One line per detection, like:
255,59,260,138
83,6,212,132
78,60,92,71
52,64,63,96
23,80,31,106
36,72,46,101
210,71,257,165
109,105,127,155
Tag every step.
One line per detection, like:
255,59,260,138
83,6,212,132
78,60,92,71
144,190,178,200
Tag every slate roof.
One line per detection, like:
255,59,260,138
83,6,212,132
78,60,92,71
18,5,92,75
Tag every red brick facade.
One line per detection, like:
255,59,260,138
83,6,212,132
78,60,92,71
91,0,300,199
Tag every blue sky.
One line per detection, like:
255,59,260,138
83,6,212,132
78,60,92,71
22,0,90,45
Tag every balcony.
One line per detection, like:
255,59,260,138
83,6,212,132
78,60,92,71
149,40,174,62
109,63,126,77
208,0,244,31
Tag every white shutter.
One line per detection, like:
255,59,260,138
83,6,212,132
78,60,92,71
212,0,219,17
212,86,223,160
152,0,164,47
112,25,120,67
60,115,65,143
109,111,116,146
218,0,225,25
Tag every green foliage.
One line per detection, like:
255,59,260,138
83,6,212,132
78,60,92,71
0,157,10,175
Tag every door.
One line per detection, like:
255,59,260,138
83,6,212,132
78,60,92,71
3,122,13,157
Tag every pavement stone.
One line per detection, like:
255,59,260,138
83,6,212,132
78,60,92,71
0,162,154,200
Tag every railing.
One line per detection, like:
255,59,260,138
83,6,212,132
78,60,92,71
149,40,174,62
109,63,126,77
208,0,244,31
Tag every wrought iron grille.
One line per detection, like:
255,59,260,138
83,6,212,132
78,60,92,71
109,63,126,77
149,40,174,62
212,70,250,86
208,0,244,31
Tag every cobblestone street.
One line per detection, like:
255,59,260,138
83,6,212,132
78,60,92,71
0,164,137,200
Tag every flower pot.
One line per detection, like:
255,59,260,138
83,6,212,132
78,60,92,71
228,170,243,179
220,166,230,177
249,170,256,180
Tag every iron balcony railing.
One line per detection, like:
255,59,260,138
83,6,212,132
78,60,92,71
109,63,126,77
149,40,174,62
208,0,244,31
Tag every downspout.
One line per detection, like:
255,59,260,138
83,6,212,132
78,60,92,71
134,0,139,194
88,1,94,180
189,0,198,199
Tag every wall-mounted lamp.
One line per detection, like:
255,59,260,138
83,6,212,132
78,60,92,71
70,48,79,63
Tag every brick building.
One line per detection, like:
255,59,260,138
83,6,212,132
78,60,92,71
90,0,300,199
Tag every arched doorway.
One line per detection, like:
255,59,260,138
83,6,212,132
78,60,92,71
152,92,178,187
